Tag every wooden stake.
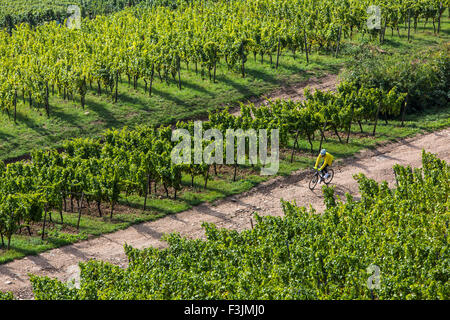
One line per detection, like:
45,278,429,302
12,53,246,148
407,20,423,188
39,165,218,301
319,121,328,152
437,2,443,34
304,29,309,64
77,193,84,230
346,106,354,143
373,102,381,136
41,207,47,240
276,37,281,68
335,26,342,58
407,9,411,42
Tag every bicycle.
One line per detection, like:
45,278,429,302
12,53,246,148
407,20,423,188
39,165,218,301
309,168,334,190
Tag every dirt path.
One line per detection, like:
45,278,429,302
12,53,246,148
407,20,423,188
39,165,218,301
1,127,448,299
257,73,338,103
229,73,338,116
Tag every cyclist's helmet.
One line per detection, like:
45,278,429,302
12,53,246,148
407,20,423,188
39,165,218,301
320,149,326,156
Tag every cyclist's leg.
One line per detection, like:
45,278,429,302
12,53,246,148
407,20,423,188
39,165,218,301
322,165,329,178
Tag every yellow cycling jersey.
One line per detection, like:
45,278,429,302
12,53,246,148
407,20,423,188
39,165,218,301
315,152,334,171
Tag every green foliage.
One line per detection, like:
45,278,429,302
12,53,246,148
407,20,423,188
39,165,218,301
0,0,151,29
29,274,77,300
63,138,101,159
0,193,44,249
322,185,337,210
342,44,450,113
0,290,14,300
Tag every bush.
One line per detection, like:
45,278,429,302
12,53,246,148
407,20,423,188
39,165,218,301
342,44,450,114
0,291,14,300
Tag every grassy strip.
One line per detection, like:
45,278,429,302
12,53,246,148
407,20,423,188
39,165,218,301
1,104,448,264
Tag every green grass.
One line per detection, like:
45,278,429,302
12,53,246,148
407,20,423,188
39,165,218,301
1,103,448,264
1,16,448,162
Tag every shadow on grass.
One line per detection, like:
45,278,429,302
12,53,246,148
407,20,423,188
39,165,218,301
214,73,263,100
49,107,86,131
85,97,121,128
135,75,215,98
150,87,192,110
118,172,265,212
0,131,14,141
15,112,49,136
275,61,308,75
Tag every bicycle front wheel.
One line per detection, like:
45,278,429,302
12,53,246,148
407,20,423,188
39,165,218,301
309,174,319,190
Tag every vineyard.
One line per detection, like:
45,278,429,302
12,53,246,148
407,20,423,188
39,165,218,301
0,0,447,121
0,1,448,161
0,0,449,301
25,151,449,300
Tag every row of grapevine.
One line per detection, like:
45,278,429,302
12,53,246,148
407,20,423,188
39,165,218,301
361,0,448,42
22,150,449,300
0,0,154,30
0,81,405,249
0,0,445,122
1,0,447,32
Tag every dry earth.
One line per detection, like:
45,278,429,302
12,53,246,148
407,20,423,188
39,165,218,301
0,75,448,300
229,73,338,116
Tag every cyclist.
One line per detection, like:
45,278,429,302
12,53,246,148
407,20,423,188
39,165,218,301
314,149,334,181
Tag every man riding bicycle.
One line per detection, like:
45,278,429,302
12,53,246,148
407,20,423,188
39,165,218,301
314,149,334,180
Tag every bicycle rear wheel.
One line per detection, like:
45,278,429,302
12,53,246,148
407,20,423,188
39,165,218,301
309,174,319,190
324,169,334,185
